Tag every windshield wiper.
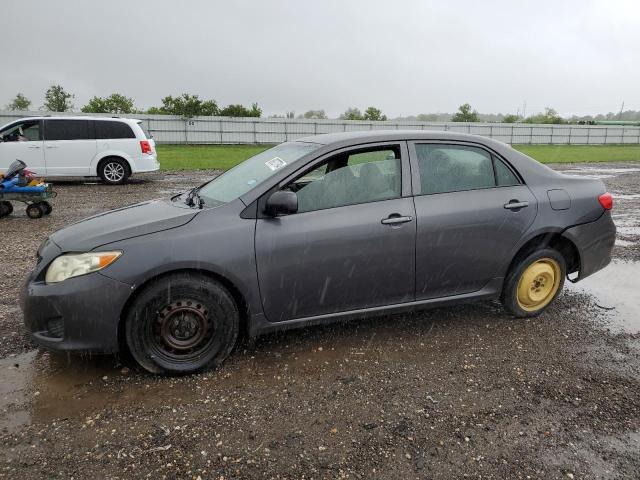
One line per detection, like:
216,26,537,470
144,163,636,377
184,186,205,209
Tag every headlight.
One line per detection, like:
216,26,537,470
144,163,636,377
45,251,122,284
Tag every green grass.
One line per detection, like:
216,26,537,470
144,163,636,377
156,144,640,171
513,145,640,164
157,144,271,171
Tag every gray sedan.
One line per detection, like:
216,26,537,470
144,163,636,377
21,131,616,374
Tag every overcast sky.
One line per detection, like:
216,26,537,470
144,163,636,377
1,0,639,118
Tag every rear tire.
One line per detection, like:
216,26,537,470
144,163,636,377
99,158,130,185
0,201,12,217
501,248,566,318
125,273,239,374
26,203,44,219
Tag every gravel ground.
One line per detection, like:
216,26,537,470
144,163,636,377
1,164,639,479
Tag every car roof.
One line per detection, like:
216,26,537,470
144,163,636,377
9,116,141,123
296,129,506,147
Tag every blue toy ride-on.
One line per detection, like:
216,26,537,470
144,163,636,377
0,160,56,219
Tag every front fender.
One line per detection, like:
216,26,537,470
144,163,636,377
97,200,262,319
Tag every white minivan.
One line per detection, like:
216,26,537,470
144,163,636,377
0,116,159,184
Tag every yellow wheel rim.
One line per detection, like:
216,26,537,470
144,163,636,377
516,258,561,312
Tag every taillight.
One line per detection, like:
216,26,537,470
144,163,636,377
598,192,613,210
140,140,152,154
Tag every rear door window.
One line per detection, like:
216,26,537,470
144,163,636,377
95,121,136,139
415,144,495,195
45,119,94,141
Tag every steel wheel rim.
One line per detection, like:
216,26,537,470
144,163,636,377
516,258,561,312
104,162,125,182
150,299,214,361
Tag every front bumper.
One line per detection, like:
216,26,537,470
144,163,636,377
562,211,616,281
20,271,133,353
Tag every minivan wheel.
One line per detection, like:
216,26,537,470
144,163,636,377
125,273,239,374
501,248,566,318
99,158,130,185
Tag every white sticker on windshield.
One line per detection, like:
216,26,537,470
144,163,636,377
265,157,287,171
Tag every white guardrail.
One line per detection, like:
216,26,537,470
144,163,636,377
1,110,639,145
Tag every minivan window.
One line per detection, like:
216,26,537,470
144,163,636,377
198,142,321,205
45,119,93,141
137,121,152,139
0,120,41,142
95,120,136,139
416,144,495,195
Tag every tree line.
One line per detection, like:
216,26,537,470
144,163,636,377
4,87,639,123
4,86,262,118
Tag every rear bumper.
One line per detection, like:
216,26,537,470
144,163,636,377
20,271,132,353
131,154,160,173
562,211,616,281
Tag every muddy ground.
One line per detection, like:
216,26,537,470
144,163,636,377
1,163,639,479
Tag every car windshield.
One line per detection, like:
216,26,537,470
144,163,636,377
198,142,320,205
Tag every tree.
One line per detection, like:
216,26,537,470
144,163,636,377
302,109,327,119
451,103,479,122
523,107,565,124
43,85,74,112
151,94,219,117
502,114,521,123
7,93,31,111
339,107,364,120
417,113,439,122
81,93,135,114
363,106,387,121
219,102,261,117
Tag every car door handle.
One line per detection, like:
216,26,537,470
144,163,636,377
504,200,529,210
45,145,58,149
28,145,41,149
381,214,413,225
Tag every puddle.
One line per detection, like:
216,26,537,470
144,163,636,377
612,193,640,200
0,351,200,435
568,261,640,334
617,226,640,236
557,167,640,180
615,238,635,247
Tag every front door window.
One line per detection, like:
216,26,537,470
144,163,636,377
0,120,41,142
287,145,402,213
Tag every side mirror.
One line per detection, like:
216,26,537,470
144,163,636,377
265,190,298,217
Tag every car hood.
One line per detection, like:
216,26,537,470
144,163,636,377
50,199,199,251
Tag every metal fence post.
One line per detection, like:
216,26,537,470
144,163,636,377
510,125,514,144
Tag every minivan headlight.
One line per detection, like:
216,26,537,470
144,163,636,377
45,251,122,284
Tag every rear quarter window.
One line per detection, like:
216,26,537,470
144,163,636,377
137,122,152,139
95,121,136,139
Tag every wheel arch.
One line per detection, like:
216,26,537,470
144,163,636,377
94,154,133,177
117,268,251,355
504,231,580,286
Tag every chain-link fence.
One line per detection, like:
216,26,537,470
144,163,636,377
1,110,639,145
